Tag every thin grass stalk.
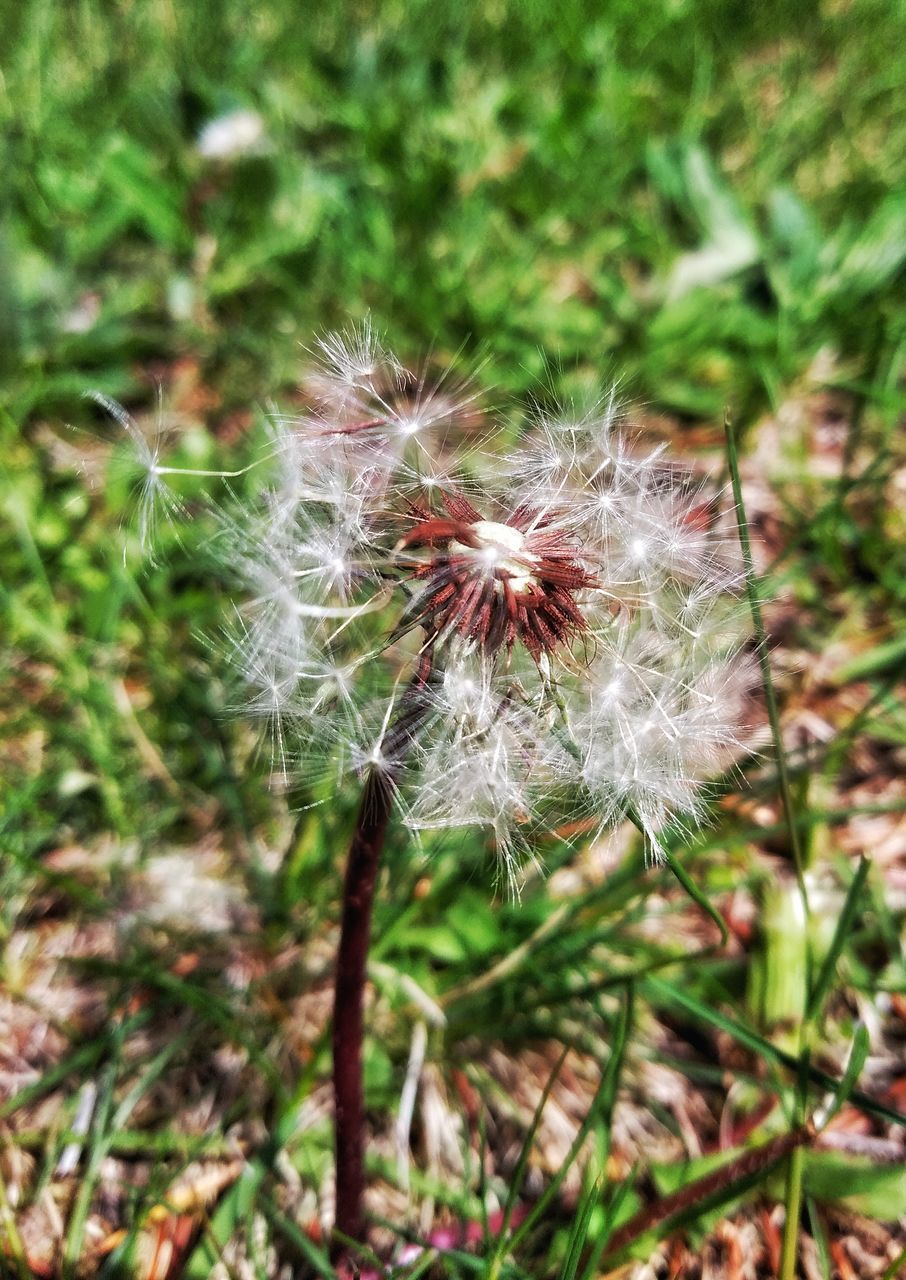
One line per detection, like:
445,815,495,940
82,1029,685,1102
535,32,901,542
780,1142,806,1280
725,413,813,1278
724,412,808,904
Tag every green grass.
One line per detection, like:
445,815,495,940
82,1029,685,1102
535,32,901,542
2,1,906,1276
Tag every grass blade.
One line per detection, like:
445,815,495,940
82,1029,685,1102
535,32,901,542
507,984,635,1255
579,1169,640,1280
644,975,906,1128
486,1044,570,1277
259,1195,336,1277
558,1176,601,1280
806,1196,833,1280
806,856,870,1021
725,413,807,902
664,851,728,945
818,1022,870,1132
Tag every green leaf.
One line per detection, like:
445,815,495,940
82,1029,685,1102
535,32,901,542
804,1152,906,1219
830,633,906,686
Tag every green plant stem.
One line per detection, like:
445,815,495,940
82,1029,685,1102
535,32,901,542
780,1142,805,1280
780,1044,812,1280
726,413,813,1280
725,412,808,905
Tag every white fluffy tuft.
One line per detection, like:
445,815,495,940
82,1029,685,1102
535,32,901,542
97,328,750,889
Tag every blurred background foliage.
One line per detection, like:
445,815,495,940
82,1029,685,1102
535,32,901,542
2,1,906,1275
4,0,905,418
4,0,905,854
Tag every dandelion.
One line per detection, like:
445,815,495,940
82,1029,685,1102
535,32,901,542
96,325,748,1255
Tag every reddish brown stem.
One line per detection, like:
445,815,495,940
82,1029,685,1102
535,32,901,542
331,651,434,1258
332,767,394,1252
602,1124,813,1264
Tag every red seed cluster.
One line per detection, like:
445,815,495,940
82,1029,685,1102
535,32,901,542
398,491,596,661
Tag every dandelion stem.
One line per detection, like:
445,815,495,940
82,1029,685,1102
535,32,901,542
332,764,395,1252
331,656,434,1256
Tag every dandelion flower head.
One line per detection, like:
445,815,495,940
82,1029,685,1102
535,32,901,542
107,324,747,884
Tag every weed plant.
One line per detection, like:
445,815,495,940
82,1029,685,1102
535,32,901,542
2,2,906,1277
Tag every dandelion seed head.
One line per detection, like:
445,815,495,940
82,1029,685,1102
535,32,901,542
314,318,401,392
97,325,751,888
